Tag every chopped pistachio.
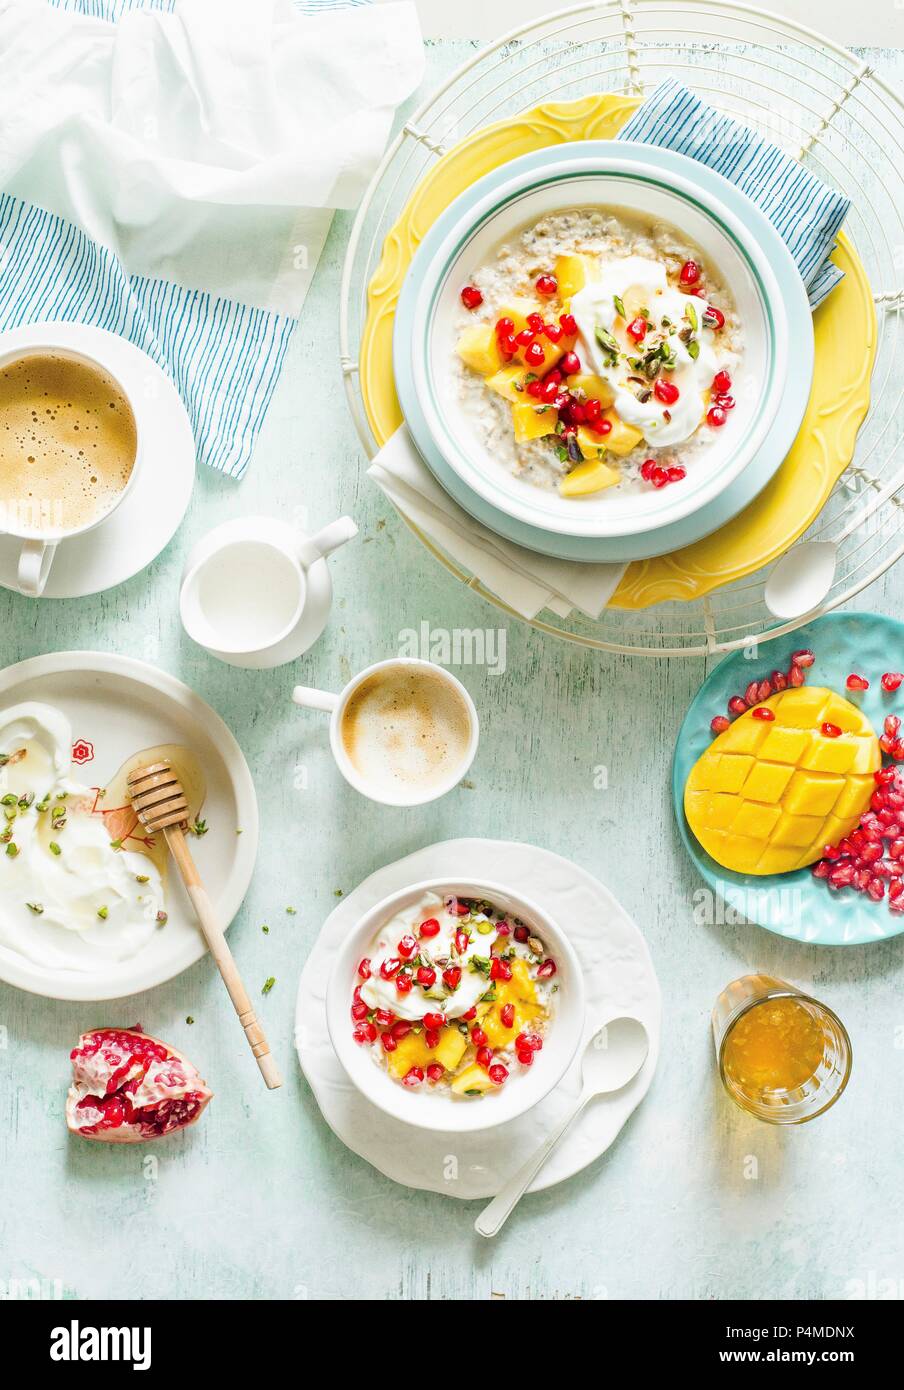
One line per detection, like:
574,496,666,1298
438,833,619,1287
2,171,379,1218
51,806,66,822
26,902,43,914
285,906,296,915
156,911,168,926
262,924,270,935
186,1016,194,1025
5,843,18,858
49,841,61,856
1,794,17,807
613,293,626,319
262,976,276,995
191,819,208,837
135,874,150,884
97,906,108,920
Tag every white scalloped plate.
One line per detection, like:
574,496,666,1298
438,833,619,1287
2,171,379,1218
294,838,661,1198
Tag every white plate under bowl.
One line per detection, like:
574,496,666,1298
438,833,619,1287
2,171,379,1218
295,838,661,1198
0,652,258,1000
395,144,812,552
0,323,195,598
326,877,586,1134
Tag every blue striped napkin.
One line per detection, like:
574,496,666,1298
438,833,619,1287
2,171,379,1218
0,0,421,478
618,79,850,309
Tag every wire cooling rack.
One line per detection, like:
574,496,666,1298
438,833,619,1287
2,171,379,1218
339,0,904,656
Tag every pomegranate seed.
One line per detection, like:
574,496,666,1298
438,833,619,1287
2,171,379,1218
791,649,815,668
402,1067,425,1087
513,924,529,943
812,860,830,879
651,467,669,488
823,843,842,860
886,716,901,738
416,965,437,987
846,674,869,691
752,706,775,721
426,1063,445,1083
821,722,842,739
373,1008,394,1028
882,672,904,692
514,329,535,347
470,1026,488,1047
715,394,735,411
379,957,401,979
442,966,462,991
560,351,581,376
535,273,557,297
524,341,545,367
894,740,904,760
488,1064,509,1086
476,1046,493,1069
498,334,517,360
596,418,612,435
527,312,545,332
876,766,897,784
461,1006,478,1021
757,679,773,700
489,957,512,981
679,259,700,286
829,863,854,887
869,878,887,901
419,917,441,938
712,370,732,396
640,459,657,481
397,934,417,959
626,316,647,342
862,842,883,864
526,378,544,399
454,928,470,955
423,1029,440,1049
711,715,730,734
391,1019,412,1040
501,1003,515,1029
707,405,727,427
584,396,602,422
536,959,557,979
516,1049,534,1066
351,1000,368,1021
559,312,577,335
495,316,514,338
543,321,563,343
706,305,726,330
745,681,760,705
666,466,686,483
380,1032,396,1053
460,285,482,309
771,670,788,692
872,789,887,812
893,840,904,861
728,696,748,715
352,1026,370,1045
654,378,679,405
357,958,371,980
423,1012,445,1030
496,922,511,937
396,973,413,995
891,879,904,900
788,664,806,687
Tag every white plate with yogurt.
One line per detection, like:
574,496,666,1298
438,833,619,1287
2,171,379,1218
0,652,258,1000
394,143,814,561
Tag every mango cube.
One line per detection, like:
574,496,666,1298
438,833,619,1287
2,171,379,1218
386,1032,433,1078
600,408,644,457
451,1063,496,1096
456,324,503,376
568,372,615,408
554,253,592,299
432,1026,467,1073
486,365,529,403
512,401,557,442
560,455,620,496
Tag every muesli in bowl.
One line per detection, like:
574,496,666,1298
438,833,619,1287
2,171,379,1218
326,878,585,1133
453,206,742,499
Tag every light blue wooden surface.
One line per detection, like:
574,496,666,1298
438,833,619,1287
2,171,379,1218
1,41,903,1303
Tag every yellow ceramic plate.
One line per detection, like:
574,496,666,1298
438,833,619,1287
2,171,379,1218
361,94,875,610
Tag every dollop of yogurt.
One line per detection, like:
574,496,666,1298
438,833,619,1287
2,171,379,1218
570,254,722,448
0,703,165,971
359,891,495,1021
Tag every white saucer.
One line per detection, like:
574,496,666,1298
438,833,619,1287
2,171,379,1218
0,652,258,1001
294,838,661,1198
0,324,195,598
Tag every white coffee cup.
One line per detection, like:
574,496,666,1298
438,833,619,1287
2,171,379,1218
0,326,143,597
292,658,479,806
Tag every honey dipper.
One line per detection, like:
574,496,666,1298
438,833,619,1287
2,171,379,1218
127,760,281,1090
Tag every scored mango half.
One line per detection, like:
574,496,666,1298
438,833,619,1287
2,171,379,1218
684,687,881,875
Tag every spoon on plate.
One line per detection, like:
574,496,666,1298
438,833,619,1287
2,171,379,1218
474,1015,649,1238
765,472,904,620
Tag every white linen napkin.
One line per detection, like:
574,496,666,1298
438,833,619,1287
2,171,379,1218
368,427,627,621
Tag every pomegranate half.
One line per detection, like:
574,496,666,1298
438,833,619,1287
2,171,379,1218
67,1026,212,1142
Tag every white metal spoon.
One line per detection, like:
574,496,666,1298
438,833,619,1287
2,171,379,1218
474,1015,649,1239
765,474,904,620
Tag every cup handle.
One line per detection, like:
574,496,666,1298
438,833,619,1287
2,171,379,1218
17,539,57,597
292,686,340,713
300,516,358,566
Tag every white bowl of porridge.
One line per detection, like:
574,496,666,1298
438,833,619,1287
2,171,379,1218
395,145,810,543
326,878,585,1133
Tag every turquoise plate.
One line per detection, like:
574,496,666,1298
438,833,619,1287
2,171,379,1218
672,612,904,946
394,141,814,564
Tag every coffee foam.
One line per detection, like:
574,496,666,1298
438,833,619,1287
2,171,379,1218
0,352,137,536
340,667,471,793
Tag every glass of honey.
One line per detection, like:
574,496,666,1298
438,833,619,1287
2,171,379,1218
712,974,852,1124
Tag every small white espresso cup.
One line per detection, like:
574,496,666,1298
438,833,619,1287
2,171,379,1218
292,658,479,806
0,326,143,597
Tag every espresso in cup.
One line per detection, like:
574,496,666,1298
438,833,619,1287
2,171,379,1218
0,351,137,536
340,664,473,798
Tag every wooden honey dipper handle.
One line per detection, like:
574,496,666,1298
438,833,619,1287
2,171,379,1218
127,762,281,1091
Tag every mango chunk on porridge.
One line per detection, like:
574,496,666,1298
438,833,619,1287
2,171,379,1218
511,401,558,442
568,372,615,408
496,297,540,337
684,687,880,875
451,1063,496,1096
560,456,620,496
486,365,530,402
386,1032,434,1078
600,408,644,457
432,1026,468,1073
554,253,593,299
456,324,504,376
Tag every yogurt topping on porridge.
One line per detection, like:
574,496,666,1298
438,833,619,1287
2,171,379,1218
452,207,742,497
351,891,556,1096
